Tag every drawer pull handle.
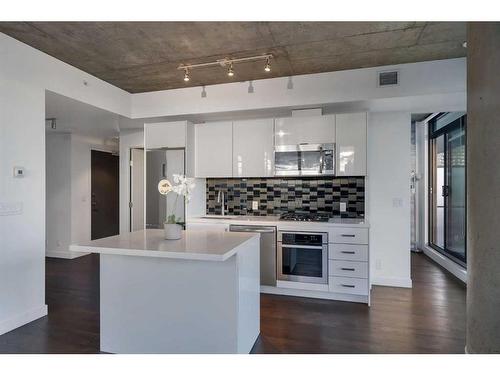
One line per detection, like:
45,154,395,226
341,267,355,271
341,251,355,254
341,284,356,288
341,234,356,237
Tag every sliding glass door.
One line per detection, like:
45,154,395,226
429,113,467,266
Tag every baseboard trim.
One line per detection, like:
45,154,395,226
46,250,90,259
260,286,369,304
371,276,413,288
0,305,48,336
422,245,467,284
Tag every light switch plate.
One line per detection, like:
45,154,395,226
340,202,347,212
252,201,259,210
13,167,25,177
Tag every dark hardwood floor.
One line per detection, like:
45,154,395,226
0,253,466,354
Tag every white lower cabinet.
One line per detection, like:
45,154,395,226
185,222,229,232
329,276,368,296
329,260,368,278
328,226,370,304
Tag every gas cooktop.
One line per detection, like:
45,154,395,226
279,212,332,222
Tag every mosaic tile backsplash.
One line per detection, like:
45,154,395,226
206,177,365,218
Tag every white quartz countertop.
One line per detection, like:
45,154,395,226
69,229,258,261
188,215,369,228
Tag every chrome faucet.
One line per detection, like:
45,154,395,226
217,190,226,216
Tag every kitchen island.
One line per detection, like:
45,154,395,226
70,229,260,354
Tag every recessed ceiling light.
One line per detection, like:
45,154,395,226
462,41,467,48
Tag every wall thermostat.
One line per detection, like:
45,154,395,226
13,167,25,178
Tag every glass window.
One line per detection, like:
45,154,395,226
429,113,467,266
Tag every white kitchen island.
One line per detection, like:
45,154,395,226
70,229,260,354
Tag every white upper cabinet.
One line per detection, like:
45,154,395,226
275,115,335,145
233,119,274,177
145,121,187,149
335,113,367,176
194,121,233,178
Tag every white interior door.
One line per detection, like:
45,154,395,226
130,148,145,231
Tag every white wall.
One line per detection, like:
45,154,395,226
367,112,412,288
45,133,118,259
119,129,144,234
131,58,466,119
46,133,72,258
0,32,128,335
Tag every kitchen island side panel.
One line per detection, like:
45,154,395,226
100,253,241,353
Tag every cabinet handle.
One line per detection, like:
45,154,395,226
341,234,355,238
341,267,355,271
341,251,356,254
341,284,355,288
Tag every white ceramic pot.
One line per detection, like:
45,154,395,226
164,223,183,240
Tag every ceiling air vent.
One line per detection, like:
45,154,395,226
378,71,399,87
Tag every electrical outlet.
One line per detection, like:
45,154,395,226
252,201,259,210
340,202,347,212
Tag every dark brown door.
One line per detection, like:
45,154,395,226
91,150,119,240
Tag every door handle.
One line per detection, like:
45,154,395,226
341,234,355,238
341,267,355,271
341,251,356,254
341,284,356,288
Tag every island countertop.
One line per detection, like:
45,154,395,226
70,229,258,261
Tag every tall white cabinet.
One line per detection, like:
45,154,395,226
194,121,233,178
335,113,367,176
233,119,274,177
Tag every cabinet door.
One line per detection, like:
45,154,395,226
275,115,335,145
194,121,233,177
145,121,186,149
335,113,367,176
233,119,274,177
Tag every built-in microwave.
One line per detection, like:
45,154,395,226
274,143,335,176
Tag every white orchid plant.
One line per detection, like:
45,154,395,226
158,174,196,225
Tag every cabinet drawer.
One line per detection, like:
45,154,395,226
329,244,368,261
329,276,368,296
331,227,368,244
329,260,368,278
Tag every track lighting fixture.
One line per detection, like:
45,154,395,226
248,81,254,94
227,62,235,77
264,57,271,72
287,76,294,90
201,85,207,98
178,54,272,82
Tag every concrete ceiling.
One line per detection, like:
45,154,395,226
0,22,466,93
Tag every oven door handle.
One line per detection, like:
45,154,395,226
280,244,325,250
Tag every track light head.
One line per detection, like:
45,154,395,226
227,62,235,77
264,57,271,72
248,81,254,94
183,68,190,82
287,76,294,90
201,85,207,98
